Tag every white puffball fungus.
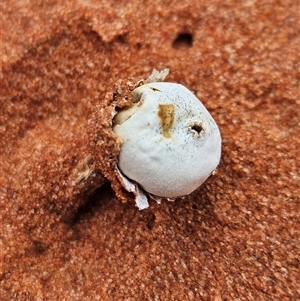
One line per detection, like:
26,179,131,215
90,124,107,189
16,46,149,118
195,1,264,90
113,81,221,202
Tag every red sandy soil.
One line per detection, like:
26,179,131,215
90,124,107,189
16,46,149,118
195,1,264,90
1,1,299,300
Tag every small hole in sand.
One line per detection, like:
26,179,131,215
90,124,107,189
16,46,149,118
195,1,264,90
172,33,193,49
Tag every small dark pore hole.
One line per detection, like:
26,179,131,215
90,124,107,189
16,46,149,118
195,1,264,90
172,33,193,49
191,124,203,134
116,34,127,44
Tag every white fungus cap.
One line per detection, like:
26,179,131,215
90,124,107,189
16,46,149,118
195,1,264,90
113,82,221,200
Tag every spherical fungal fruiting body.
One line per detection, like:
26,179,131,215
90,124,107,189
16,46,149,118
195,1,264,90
113,82,221,199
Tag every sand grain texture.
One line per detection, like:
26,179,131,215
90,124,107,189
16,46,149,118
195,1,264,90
1,0,299,300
